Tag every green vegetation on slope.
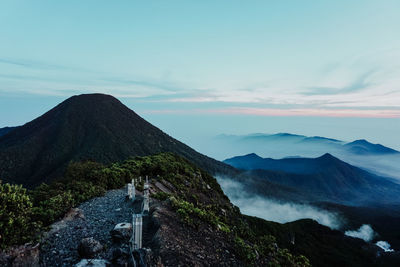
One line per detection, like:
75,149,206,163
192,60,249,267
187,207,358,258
0,153,309,266
1,152,385,266
0,183,41,249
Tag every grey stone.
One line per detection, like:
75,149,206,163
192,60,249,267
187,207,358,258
110,222,132,242
78,237,103,258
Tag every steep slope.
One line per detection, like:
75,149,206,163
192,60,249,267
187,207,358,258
224,153,400,205
0,94,234,187
35,153,387,266
0,127,17,137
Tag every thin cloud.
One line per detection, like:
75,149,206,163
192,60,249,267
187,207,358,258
99,77,188,93
0,55,399,113
0,57,78,71
142,107,400,118
302,69,376,96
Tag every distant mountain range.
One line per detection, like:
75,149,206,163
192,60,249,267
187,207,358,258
207,133,400,180
218,132,399,156
0,94,234,187
224,153,400,205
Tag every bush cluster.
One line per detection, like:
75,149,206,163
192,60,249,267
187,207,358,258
152,191,171,201
0,182,40,249
170,197,230,233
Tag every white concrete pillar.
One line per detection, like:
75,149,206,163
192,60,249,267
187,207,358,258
132,214,143,250
127,183,135,201
127,183,132,199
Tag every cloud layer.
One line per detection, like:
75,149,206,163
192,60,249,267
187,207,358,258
217,177,342,229
345,224,375,242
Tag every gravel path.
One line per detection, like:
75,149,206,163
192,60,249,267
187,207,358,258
40,187,142,266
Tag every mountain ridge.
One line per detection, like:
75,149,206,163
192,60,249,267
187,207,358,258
224,153,400,205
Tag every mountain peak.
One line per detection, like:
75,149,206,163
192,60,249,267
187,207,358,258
67,93,118,102
316,153,344,164
348,139,369,145
60,93,126,112
0,94,231,187
245,153,262,158
345,139,399,155
319,153,335,159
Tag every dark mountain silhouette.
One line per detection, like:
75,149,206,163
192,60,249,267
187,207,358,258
0,94,234,187
224,153,400,205
0,126,17,137
344,139,399,155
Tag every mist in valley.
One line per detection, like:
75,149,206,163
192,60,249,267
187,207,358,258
217,176,343,230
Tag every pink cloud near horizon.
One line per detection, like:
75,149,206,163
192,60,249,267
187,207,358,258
143,107,400,118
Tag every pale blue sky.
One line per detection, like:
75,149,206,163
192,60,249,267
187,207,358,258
0,1,399,150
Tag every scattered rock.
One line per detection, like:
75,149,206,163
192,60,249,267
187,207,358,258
110,223,132,243
66,208,85,220
43,208,86,240
78,237,103,258
74,259,110,267
0,243,40,267
40,189,137,266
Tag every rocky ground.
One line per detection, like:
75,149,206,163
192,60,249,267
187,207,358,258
38,180,244,266
40,188,141,266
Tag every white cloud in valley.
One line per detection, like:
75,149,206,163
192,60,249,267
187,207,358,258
217,176,342,230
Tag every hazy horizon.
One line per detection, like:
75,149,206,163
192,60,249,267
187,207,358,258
1,94,399,152
1,1,399,150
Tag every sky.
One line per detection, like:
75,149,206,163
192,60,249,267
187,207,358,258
1,1,399,151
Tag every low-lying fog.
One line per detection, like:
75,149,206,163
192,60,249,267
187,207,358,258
218,177,396,252
217,176,342,230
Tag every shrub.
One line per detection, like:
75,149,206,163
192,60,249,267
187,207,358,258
66,180,105,203
152,192,171,201
170,197,230,232
0,182,40,249
234,236,257,264
32,191,75,225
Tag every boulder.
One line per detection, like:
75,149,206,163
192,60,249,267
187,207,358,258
78,237,103,258
110,223,132,242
